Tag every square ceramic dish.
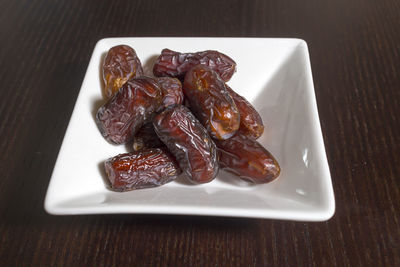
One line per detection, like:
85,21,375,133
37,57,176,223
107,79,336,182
44,37,335,221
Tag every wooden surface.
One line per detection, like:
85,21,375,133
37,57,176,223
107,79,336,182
1,0,399,266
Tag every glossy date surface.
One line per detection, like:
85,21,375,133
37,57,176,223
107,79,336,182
157,77,184,110
153,105,218,184
103,45,144,99
104,148,181,191
183,65,240,140
96,77,162,144
226,85,264,139
153,49,236,82
216,133,280,183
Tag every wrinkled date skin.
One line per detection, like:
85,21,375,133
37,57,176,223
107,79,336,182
183,65,240,140
105,148,181,191
153,49,236,82
153,105,218,184
226,85,264,139
157,77,184,111
216,134,280,183
103,45,144,99
96,77,162,144
132,123,165,151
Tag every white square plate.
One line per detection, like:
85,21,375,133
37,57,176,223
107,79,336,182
44,37,335,221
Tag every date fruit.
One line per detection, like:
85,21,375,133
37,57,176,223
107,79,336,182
103,45,144,99
183,65,240,140
215,133,280,183
153,105,218,184
132,123,165,151
226,85,264,139
105,148,181,191
153,49,236,82
96,77,162,144
157,77,184,110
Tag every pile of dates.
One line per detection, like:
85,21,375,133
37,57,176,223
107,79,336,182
96,45,280,192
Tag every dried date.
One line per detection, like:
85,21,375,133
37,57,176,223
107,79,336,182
153,105,218,184
103,45,144,99
96,77,162,144
226,85,264,139
183,65,240,140
104,148,181,191
157,77,184,111
215,133,280,183
153,49,236,82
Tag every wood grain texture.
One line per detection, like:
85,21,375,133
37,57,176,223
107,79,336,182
0,0,399,266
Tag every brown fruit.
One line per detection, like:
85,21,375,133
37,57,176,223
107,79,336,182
226,85,264,139
153,49,236,82
183,65,240,140
105,148,181,191
153,105,218,184
216,133,280,183
96,77,162,144
157,77,184,111
102,45,144,99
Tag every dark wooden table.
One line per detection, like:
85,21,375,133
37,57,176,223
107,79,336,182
1,0,399,265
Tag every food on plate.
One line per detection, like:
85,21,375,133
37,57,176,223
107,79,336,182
215,133,280,183
102,45,144,99
183,65,240,140
153,105,218,184
153,49,236,82
156,77,184,111
225,85,264,139
105,148,181,191
96,77,162,144
98,45,280,190
132,123,165,151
